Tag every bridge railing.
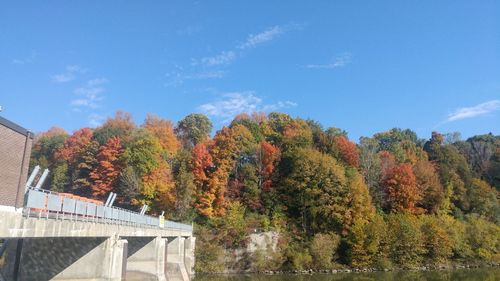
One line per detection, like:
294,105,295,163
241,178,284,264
24,188,193,232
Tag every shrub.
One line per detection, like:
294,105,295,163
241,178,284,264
214,202,248,249
440,215,473,260
466,216,500,262
285,242,313,270
195,239,225,273
420,215,453,263
310,232,340,269
347,215,386,267
386,214,425,268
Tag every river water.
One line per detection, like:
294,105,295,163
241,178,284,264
193,268,500,281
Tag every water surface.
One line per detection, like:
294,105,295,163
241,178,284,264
193,268,500,281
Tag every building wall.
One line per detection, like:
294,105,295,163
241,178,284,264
0,118,33,208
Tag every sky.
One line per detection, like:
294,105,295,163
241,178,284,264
1,1,499,142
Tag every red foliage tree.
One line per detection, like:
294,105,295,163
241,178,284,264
191,142,215,217
381,163,423,214
257,140,280,191
334,136,360,167
89,137,124,197
56,128,94,163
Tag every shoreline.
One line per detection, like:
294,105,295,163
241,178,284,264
197,262,500,276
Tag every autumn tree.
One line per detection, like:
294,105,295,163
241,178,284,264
468,178,499,222
143,114,180,156
381,163,423,214
116,166,141,207
56,128,98,195
31,127,68,169
386,214,425,268
176,113,212,148
56,128,93,162
89,136,124,198
192,142,215,217
309,233,340,269
359,137,382,208
171,149,197,221
374,128,421,152
142,161,176,214
256,141,280,191
488,141,500,190
420,215,453,263
207,126,253,216
343,169,375,232
122,129,172,210
424,131,473,213
93,111,135,145
413,160,444,214
30,127,69,191
280,148,348,234
122,129,161,177
333,136,359,167
347,215,387,267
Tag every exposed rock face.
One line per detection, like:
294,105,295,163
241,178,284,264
246,231,279,253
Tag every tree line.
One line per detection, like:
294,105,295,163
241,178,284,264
30,111,499,271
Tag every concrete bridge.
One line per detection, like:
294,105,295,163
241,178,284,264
0,116,196,281
0,189,196,281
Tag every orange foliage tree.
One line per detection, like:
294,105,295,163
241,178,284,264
56,128,94,162
334,136,360,167
143,114,180,156
412,160,444,214
89,137,124,198
192,142,215,217
257,140,280,191
142,161,176,212
381,163,423,214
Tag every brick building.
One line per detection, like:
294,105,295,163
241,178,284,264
0,116,33,209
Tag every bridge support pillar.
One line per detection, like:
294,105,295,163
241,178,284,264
2,236,127,281
125,236,167,281
166,236,189,281
184,236,196,278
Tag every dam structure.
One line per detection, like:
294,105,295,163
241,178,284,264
0,116,195,281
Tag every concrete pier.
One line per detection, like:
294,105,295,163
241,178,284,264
184,237,196,278
126,236,168,281
166,237,189,281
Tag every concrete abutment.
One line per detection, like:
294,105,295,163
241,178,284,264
0,235,194,281
0,236,127,281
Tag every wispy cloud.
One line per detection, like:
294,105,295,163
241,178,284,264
193,24,296,67
305,52,352,69
88,113,106,127
51,65,87,83
165,69,226,87
446,100,500,122
197,51,236,67
198,91,297,123
71,78,108,110
166,24,302,87
12,50,37,65
238,25,286,49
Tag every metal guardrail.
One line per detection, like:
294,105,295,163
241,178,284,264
24,188,193,232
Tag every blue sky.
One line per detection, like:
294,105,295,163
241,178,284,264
1,1,499,141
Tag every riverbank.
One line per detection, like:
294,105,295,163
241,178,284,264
258,262,500,275
198,262,500,276
193,267,500,281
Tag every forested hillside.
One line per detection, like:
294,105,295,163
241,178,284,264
30,111,499,271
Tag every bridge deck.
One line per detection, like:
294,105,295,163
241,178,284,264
0,210,192,238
